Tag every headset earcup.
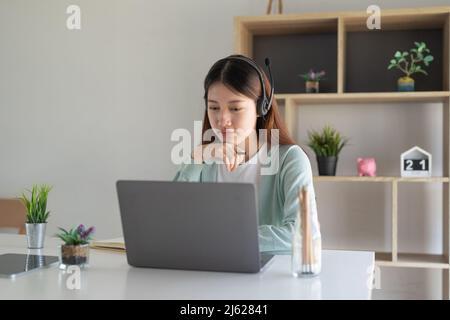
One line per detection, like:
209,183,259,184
256,98,263,116
259,97,270,116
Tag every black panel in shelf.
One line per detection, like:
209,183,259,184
346,29,443,93
253,33,337,94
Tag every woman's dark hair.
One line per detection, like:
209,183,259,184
202,54,296,146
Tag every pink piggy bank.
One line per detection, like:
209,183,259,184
357,158,377,177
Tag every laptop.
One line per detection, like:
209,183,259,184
116,180,274,273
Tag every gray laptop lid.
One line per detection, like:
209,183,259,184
116,180,262,273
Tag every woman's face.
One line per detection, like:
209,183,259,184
207,82,258,145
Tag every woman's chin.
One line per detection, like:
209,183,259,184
221,139,244,147
220,138,236,144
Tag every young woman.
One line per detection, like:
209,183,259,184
173,54,321,254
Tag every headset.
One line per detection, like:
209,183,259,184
210,55,275,119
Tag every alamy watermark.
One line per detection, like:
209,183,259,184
66,5,81,30
367,264,381,290
170,121,281,175
367,5,381,30
65,265,81,290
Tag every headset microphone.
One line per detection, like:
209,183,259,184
263,57,275,118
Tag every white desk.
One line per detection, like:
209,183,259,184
0,234,374,299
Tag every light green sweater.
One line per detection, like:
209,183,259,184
173,144,321,255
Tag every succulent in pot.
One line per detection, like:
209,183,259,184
299,69,326,93
56,224,95,269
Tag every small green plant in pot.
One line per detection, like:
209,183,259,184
56,224,95,269
299,69,326,93
307,125,349,176
387,41,434,92
20,185,52,249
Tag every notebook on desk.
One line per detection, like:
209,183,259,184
90,237,126,253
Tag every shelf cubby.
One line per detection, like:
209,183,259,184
313,176,450,269
251,19,338,94
345,29,443,92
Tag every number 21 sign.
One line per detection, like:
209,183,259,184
401,146,432,178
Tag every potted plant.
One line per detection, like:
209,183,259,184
56,224,95,269
20,184,52,249
307,125,349,176
299,69,326,93
387,41,434,92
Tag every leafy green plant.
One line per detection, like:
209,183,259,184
56,225,95,246
20,184,52,224
307,125,349,157
387,41,434,77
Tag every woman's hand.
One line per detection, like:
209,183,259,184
191,143,245,172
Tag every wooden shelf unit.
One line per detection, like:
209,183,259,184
235,6,450,298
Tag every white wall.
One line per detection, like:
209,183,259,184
0,0,258,238
1,0,449,299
